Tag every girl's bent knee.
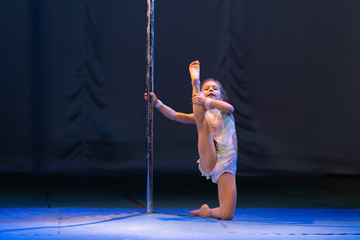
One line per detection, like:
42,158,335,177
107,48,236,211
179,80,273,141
220,213,234,221
219,208,234,220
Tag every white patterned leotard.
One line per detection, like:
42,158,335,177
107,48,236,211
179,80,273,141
197,108,237,183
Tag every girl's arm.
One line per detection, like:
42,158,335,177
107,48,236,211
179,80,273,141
157,104,195,124
206,99,234,113
192,93,234,113
145,92,195,124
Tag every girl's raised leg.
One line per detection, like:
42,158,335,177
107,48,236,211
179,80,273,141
189,61,217,174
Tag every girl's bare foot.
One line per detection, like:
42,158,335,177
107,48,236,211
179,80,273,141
190,204,211,218
189,60,200,86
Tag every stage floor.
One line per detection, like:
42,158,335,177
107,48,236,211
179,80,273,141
1,208,360,239
0,174,360,239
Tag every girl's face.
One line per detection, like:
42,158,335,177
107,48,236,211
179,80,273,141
201,80,222,101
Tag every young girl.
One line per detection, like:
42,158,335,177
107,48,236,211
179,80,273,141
146,61,237,220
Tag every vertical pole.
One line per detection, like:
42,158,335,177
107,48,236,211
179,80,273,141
146,0,154,213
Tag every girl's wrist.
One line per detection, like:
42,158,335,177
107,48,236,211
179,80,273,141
154,100,163,108
205,98,212,106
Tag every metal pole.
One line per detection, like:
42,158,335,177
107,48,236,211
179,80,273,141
146,0,154,213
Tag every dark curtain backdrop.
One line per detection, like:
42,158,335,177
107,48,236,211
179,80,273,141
1,0,359,175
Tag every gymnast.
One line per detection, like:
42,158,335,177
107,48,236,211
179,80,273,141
145,61,237,220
